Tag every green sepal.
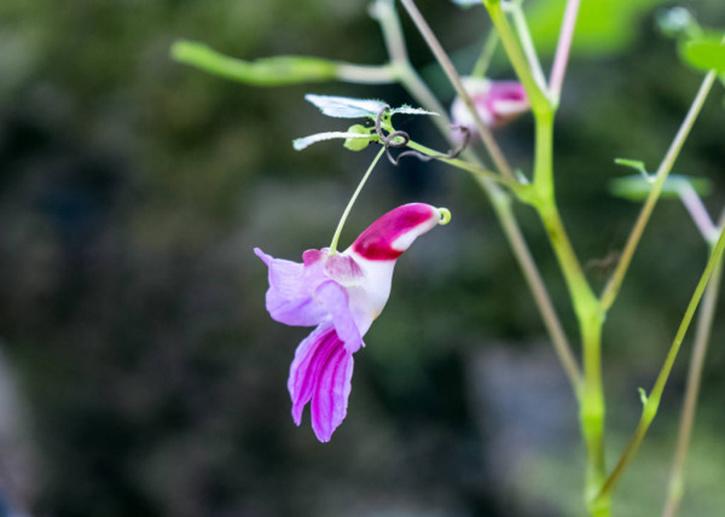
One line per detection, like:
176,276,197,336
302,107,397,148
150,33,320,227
343,125,374,151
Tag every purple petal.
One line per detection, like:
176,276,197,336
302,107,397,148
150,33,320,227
287,323,338,425
254,247,325,326
310,337,354,443
315,281,362,353
287,322,356,442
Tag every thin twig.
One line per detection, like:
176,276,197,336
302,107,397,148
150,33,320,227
549,0,581,100
400,0,516,180
661,210,725,517
600,71,717,311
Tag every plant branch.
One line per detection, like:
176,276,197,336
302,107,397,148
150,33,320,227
600,71,717,312
471,31,499,78
661,210,725,517
594,225,725,503
549,0,581,101
400,0,516,180
507,1,548,92
661,259,722,517
374,0,581,392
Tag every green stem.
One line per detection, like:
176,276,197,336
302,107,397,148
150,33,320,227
471,31,499,78
483,1,608,511
389,1,582,392
328,147,386,254
600,71,717,311
594,226,725,504
400,0,515,180
662,231,724,517
404,140,519,190
482,0,552,113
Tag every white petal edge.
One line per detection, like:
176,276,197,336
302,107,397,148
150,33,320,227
293,131,372,151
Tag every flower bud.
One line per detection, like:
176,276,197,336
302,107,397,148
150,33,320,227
451,77,529,133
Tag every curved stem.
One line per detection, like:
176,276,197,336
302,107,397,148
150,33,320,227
600,71,717,311
595,226,725,504
329,147,386,254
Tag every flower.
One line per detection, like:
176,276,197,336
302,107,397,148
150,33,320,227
254,203,449,442
451,77,529,132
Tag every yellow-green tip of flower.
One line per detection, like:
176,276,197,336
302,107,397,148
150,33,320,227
437,207,452,225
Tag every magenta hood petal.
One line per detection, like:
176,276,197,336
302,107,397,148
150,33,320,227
351,203,443,261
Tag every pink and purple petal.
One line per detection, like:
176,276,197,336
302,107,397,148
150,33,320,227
287,322,355,442
288,322,337,425
254,247,326,326
315,281,362,353
310,338,354,443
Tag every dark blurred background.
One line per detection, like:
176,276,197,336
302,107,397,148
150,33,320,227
0,1,724,516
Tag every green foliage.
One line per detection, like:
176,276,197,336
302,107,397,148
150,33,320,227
609,174,712,202
171,40,339,86
679,34,725,73
526,0,667,57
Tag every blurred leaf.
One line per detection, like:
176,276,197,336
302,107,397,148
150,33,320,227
171,40,339,86
527,0,666,57
610,174,712,202
451,0,481,7
679,35,725,73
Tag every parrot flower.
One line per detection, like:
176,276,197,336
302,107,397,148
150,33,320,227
254,203,449,442
451,77,529,132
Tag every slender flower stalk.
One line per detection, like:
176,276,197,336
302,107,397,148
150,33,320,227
678,183,719,244
471,31,499,78
549,0,581,101
329,147,387,255
594,225,725,503
506,0,548,91
600,71,718,311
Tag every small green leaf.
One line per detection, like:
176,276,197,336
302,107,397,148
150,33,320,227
171,40,339,86
679,35,725,73
609,174,712,202
638,387,648,406
614,158,649,177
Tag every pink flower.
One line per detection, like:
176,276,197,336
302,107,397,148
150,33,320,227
254,203,448,442
451,77,529,132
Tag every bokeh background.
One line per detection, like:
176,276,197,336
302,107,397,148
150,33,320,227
0,0,724,516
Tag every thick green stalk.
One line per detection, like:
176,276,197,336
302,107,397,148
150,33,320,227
483,1,607,512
